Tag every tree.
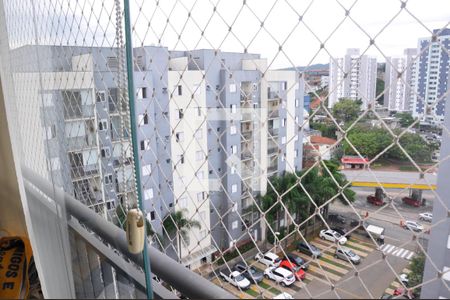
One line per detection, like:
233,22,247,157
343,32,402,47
343,125,432,163
310,121,338,139
262,162,355,239
332,98,362,124
408,253,425,297
396,112,416,128
163,209,201,263
376,78,385,105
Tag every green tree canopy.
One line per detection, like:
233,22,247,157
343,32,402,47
344,125,432,163
396,112,416,128
332,98,362,124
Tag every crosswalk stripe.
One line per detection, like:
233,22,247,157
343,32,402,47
401,250,409,258
397,249,405,257
384,245,395,254
391,248,399,255
406,252,414,260
380,244,389,251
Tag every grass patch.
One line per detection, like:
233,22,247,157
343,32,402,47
258,282,271,289
268,287,281,294
343,242,367,253
319,256,348,269
245,289,259,297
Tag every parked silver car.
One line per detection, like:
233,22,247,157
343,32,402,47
419,212,432,222
334,247,361,264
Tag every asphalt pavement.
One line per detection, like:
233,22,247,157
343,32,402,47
294,249,410,299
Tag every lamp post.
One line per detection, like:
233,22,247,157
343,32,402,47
275,232,280,254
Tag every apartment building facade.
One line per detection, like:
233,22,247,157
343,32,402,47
11,45,303,268
412,28,450,125
384,48,418,112
328,48,377,109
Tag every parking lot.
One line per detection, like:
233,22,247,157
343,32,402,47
210,235,377,299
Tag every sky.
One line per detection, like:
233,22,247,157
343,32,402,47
129,0,450,67
5,0,450,69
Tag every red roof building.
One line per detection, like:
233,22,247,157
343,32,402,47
341,156,369,169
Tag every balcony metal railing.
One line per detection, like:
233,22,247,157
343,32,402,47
22,167,234,299
70,165,99,179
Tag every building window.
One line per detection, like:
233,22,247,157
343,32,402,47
281,136,286,144
140,139,151,151
104,174,113,185
229,83,236,93
197,192,205,202
147,211,155,221
142,164,152,176
281,118,286,127
178,154,185,164
144,188,154,200
230,125,237,135
177,109,184,119
232,202,238,212
231,164,237,174
45,125,56,139
231,184,238,193
196,171,204,180
177,85,183,96
138,113,149,125
99,120,108,131
176,132,184,142
230,104,237,114
179,197,187,208
196,151,204,161
96,91,106,102
232,220,238,230
231,145,237,154
101,147,111,158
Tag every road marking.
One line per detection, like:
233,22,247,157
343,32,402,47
381,244,415,260
383,245,395,254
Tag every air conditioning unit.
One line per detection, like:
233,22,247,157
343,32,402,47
162,87,167,94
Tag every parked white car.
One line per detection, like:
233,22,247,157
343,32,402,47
273,292,294,299
319,229,347,245
255,251,281,267
403,220,424,232
264,267,295,287
419,212,433,222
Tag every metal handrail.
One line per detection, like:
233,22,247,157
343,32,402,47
22,166,235,299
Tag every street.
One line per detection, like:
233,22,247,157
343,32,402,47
296,185,433,298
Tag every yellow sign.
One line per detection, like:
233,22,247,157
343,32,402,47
0,236,32,299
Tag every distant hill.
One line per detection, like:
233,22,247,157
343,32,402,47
279,63,329,71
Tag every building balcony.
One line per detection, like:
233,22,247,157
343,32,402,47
19,167,232,299
70,164,99,179
64,104,95,120
268,146,278,155
268,127,279,137
268,109,279,119
66,135,97,150
241,151,253,161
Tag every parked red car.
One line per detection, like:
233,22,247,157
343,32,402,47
402,197,421,207
367,195,385,206
279,260,306,281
